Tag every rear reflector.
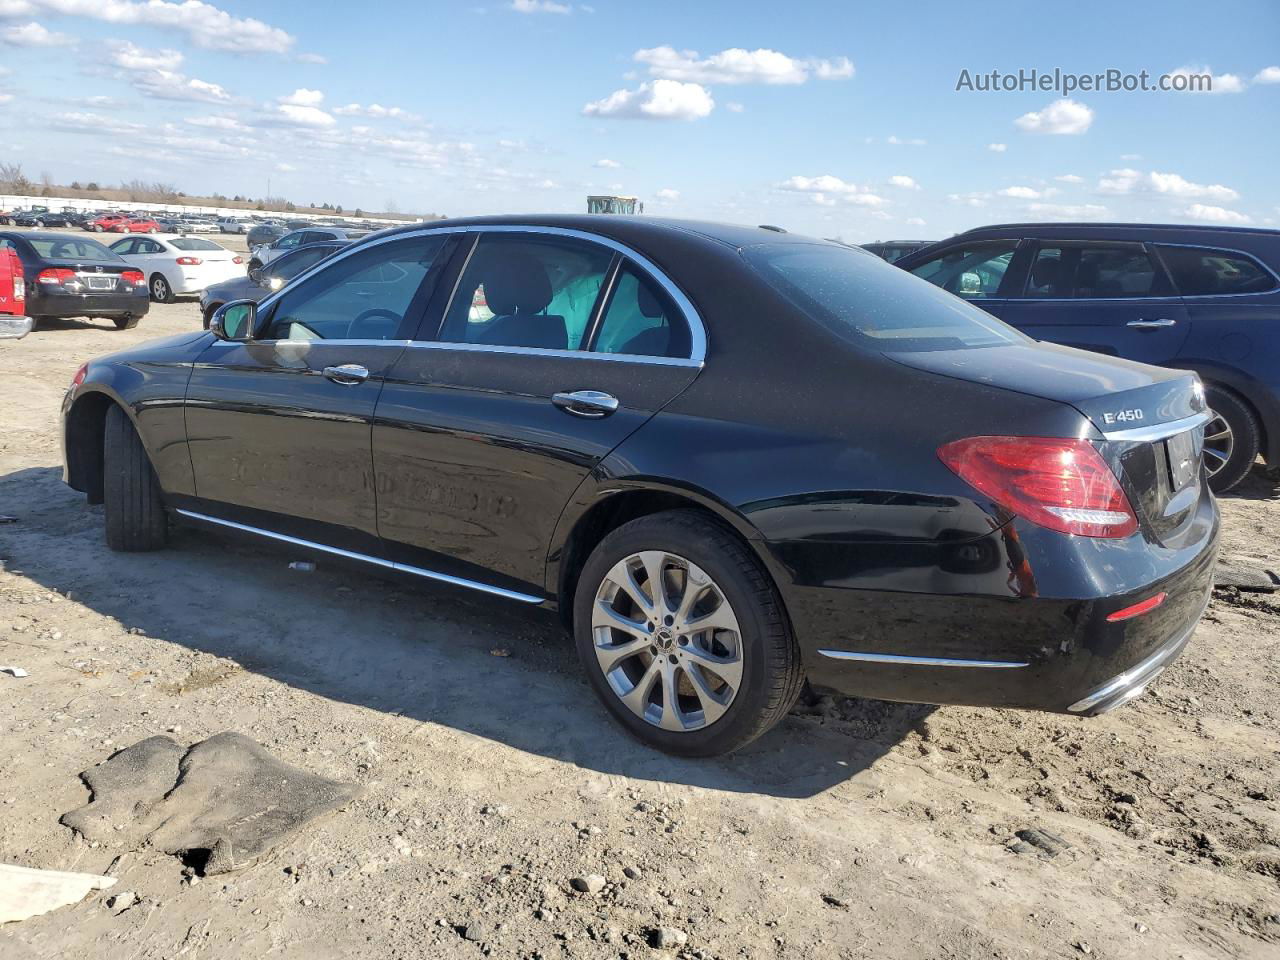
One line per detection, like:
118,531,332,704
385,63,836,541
939,436,1139,538
1107,592,1167,622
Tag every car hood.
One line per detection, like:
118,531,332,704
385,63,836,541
204,275,261,303
886,340,1204,434
94,330,211,367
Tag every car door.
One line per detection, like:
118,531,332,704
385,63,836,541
901,238,1027,322
182,233,452,554
996,240,1190,364
372,228,703,597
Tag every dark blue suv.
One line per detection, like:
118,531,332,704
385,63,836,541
896,223,1280,492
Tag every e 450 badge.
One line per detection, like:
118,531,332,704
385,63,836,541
1102,409,1145,425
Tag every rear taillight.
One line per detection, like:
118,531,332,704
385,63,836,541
12,275,24,301
121,270,145,285
176,256,203,265
71,363,88,388
938,436,1138,538
232,256,244,264
37,268,77,285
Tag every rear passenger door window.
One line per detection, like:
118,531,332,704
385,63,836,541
592,263,691,358
437,234,613,350
907,241,1019,299
1156,246,1277,296
1025,244,1165,299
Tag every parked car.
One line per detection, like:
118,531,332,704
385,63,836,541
86,213,129,233
0,242,29,338
154,217,187,232
61,216,1218,755
181,218,219,234
108,217,162,234
199,239,347,327
0,230,148,330
896,222,1280,492
4,206,49,225
249,227,369,268
12,210,76,228
217,216,255,234
109,234,245,303
245,222,285,251
861,240,932,263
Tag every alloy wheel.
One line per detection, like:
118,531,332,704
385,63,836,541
591,550,743,732
1203,411,1233,481
152,277,169,301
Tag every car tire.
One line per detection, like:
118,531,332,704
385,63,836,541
103,404,168,552
148,228,158,234
33,220,43,228
1204,386,1261,493
93,224,103,232
113,315,140,330
572,509,803,757
150,274,174,304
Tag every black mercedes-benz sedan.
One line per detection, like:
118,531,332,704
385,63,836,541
61,215,1219,756
0,231,150,330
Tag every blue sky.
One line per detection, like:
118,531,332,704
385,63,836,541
0,0,1277,240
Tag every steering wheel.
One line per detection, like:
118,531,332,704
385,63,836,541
350,307,401,337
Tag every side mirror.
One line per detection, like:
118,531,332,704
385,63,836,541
248,265,264,284
0,315,33,340
209,300,257,342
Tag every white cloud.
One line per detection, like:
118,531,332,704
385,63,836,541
1120,153,1142,161
725,101,744,113
582,79,714,121
1185,203,1251,224
13,0,293,54
1025,202,1110,219
905,217,926,227
593,158,620,168
297,52,327,64
280,87,324,107
655,188,680,201
1054,174,1084,183
779,174,887,207
276,103,335,126
1015,98,1093,134
1098,168,1238,202
0,93,11,104
131,69,230,103
634,46,852,86
1169,65,1245,94
510,0,570,11
109,40,182,70
2,20,74,45
987,142,1007,152
948,192,988,207
274,162,296,172
998,185,1042,199
887,175,919,190
886,135,926,146
1255,66,1280,84
185,114,244,130
334,102,410,119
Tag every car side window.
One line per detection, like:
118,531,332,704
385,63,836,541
592,263,691,358
907,241,1017,299
1156,245,1276,296
137,239,163,254
1026,244,1160,298
262,236,446,342
275,247,333,282
437,234,613,350
111,238,138,255
277,233,302,250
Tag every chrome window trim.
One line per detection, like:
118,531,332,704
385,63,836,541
817,649,1029,669
240,223,708,362
174,509,544,604
1100,410,1211,443
404,340,703,368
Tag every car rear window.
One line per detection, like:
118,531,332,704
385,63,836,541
743,242,1026,352
1156,245,1277,296
170,238,222,251
28,237,120,262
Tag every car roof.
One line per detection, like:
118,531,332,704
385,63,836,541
375,214,834,250
956,221,1280,240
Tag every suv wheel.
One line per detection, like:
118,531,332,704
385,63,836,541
573,510,803,757
103,405,168,551
1203,385,1260,493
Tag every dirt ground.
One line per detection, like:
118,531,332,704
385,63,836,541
1,248,1278,959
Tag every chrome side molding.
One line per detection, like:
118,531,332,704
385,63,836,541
174,509,544,604
816,649,1029,669
1101,410,1211,443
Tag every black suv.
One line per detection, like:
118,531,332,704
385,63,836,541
897,223,1280,491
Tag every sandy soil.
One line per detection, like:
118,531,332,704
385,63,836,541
1,262,1278,959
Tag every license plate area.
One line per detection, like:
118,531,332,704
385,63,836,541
85,275,116,291
1165,429,1201,491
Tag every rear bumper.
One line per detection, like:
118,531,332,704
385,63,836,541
28,288,150,318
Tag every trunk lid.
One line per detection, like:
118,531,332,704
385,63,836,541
889,341,1210,544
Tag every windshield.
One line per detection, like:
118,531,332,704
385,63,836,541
742,242,1026,353
171,238,222,251
29,237,121,262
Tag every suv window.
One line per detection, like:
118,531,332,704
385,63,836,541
1026,244,1161,298
274,245,337,282
592,263,690,358
276,232,303,250
745,242,1025,353
1157,245,1276,296
906,241,1017,299
263,236,445,341
438,234,613,350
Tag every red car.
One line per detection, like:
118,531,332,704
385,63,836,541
109,218,161,234
86,213,128,233
0,245,25,320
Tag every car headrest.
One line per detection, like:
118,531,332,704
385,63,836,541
481,252,552,315
1031,257,1060,289
637,279,664,319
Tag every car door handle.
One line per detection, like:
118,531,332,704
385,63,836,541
552,390,619,418
1127,318,1177,329
323,363,369,384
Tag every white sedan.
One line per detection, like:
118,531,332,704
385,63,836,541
109,235,245,303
